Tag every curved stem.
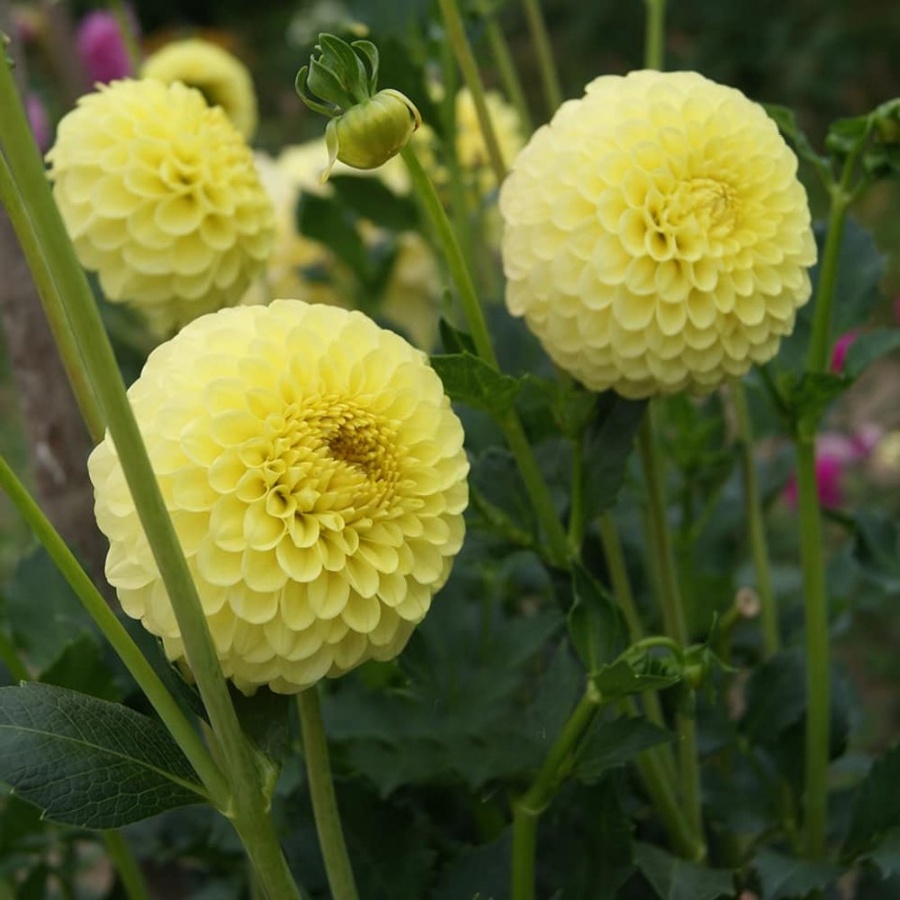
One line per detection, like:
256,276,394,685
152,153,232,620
102,831,149,900
731,379,780,657
481,7,533,134
644,0,667,71
401,144,571,567
796,435,830,859
437,0,508,186
297,688,359,900
0,56,302,900
520,0,563,116
0,453,227,804
511,686,603,900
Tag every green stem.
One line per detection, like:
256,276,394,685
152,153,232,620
0,57,301,900
796,436,830,859
0,146,104,442
511,685,603,900
297,688,358,900
0,453,227,804
598,513,643,641
481,7,533,134
568,439,585,549
109,0,142,74
102,831,149,900
806,190,851,374
0,626,29,683
644,0,667,71
520,0,563,116
731,379,780,657
401,144,571,567
637,408,706,856
437,0,508,186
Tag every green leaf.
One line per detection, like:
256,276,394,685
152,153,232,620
567,563,627,675
573,717,673,784
591,658,682,699
38,634,120,702
844,329,900,378
581,394,646,520
773,371,849,436
231,687,291,799
328,175,418,231
864,827,900,878
0,683,205,828
826,113,873,158
851,512,900,594
635,842,733,900
430,831,510,900
437,318,476,355
430,353,522,418
753,847,842,899
844,744,900,860
296,192,370,280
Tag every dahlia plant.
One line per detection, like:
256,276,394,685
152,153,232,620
2,2,900,900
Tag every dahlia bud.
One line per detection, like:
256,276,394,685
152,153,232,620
324,88,420,180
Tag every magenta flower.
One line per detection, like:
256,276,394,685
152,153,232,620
830,331,856,373
76,10,136,84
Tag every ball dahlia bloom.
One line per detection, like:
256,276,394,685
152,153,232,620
141,38,258,140
500,70,817,398
47,79,274,337
88,300,469,694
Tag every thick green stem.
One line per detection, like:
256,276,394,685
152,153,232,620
0,143,104,442
481,7,533,134
437,0,508,185
520,0,563,116
637,409,706,856
297,688,358,900
0,453,227,804
511,686,602,900
401,144,571,567
644,0,667,71
731,379,780,657
103,831,150,900
597,512,643,641
0,57,301,899
796,436,830,858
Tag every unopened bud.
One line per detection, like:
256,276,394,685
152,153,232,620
323,88,420,181
735,586,761,620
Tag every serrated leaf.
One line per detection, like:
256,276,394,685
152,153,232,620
431,830,510,900
567,563,627,674
328,175,418,231
0,683,205,828
430,353,522,418
635,842,733,900
844,329,900,378
438,318,476,355
573,717,673,784
844,744,900,860
753,847,842,899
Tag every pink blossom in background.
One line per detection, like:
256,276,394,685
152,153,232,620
76,10,136,84
26,93,51,151
830,331,856,373
783,427,880,510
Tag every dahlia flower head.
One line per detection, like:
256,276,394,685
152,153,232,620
47,79,274,337
141,38,258,140
88,300,469,695
500,70,817,399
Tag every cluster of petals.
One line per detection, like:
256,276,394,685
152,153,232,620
47,79,274,337
141,38,258,140
88,300,469,694
500,70,817,398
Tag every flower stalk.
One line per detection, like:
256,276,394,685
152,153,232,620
644,0,667,71
102,831,150,900
298,688,359,900
520,0,563,116
0,54,301,900
511,685,603,900
479,4,533,134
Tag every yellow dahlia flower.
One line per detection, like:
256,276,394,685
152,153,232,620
141,38,258,140
88,300,469,695
500,70,817,399
47,79,274,337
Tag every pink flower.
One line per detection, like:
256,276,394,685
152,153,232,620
830,331,856,373
26,93,51,151
783,454,844,509
76,10,136,84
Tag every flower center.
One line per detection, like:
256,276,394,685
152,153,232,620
667,176,737,235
